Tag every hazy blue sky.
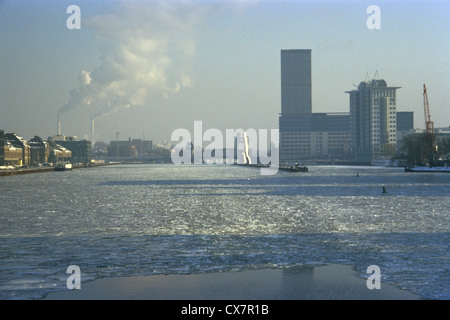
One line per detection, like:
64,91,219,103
1,0,449,144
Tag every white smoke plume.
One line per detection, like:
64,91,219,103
58,0,207,122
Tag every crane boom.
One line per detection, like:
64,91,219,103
423,84,434,135
423,84,437,166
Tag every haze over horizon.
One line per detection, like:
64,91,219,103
1,0,449,145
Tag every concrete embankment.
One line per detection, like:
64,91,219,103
0,167,54,176
0,163,113,177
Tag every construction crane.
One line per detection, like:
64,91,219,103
423,84,437,164
423,84,434,136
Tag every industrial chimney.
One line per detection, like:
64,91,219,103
91,117,95,148
57,113,61,135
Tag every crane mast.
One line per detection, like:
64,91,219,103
423,84,437,165
423,84,434,136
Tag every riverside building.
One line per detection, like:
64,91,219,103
4,133,31,166
51,135,91,163
279,49,350,161
346,79,401,162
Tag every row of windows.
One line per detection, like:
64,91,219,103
281,143,312,147
282,139,349,143
282,150,347,156
281,144,348,150
281,132,348,136
328,132,349,136
282,150,311,154
371,91,396,98
281,133,349,138
281,139,349,144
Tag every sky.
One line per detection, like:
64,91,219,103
1,0,449,145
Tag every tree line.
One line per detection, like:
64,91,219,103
398,133,450,167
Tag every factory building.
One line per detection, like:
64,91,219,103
130,139,152,157
108,138,153,158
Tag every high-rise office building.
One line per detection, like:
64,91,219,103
279,49,350,161
281,49,312,114
346,79,401,161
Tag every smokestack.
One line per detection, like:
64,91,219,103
57,113,61,135
91,118,95,147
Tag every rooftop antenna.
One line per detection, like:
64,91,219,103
373,69,379,80
365,72,370,81
364,64,370,81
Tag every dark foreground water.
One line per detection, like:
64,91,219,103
0,164,448,299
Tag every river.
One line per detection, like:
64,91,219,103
0,164,448,299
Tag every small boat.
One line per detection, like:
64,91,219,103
235,162,308,173
54,162,73,171
279,165,308,172
278,161,308,172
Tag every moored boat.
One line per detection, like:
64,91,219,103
54,162,73,171
279,165,308,172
